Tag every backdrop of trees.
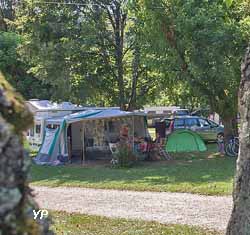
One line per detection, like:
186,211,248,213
0,0,250,136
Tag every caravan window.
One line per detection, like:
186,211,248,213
35,124,41,134
47,124,60,129
29,128,34,137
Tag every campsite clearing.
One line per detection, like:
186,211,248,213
31,144,236,196
51,211,221,235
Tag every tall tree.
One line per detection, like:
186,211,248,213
226,45,250,234
16,0,160,109
0,0,53,100
142,0,248,139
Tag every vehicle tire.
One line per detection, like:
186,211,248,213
232,138,239,156
225,143,236,157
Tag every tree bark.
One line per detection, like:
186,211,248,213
0,72,53,234
112,2,126,110
128,46,140,111
226,45,250,235
222,116,235,143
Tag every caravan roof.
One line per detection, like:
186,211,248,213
26,99,119,112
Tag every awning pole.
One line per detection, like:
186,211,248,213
81,121,85,165
132,116,135,152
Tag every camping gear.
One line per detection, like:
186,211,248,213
34,109,147,165
165,130,207,153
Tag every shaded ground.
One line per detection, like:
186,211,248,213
52,211,221,235
33,186,231,232
31,144,236,195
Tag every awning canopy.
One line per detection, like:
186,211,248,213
45,109,146,125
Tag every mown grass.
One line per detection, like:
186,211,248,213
30,144,236,196
51,211,221,235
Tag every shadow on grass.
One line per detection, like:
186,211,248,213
30,144,236,195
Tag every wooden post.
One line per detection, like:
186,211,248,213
81,122,85,164
67,136,72,164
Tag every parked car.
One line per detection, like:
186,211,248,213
164,116,224,142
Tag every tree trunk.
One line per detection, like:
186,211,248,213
128,46,140,111
113,3,126,110
222,116,234,143
0,73,53,234
226,45,250,235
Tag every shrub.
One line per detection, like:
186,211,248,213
112,143,137,168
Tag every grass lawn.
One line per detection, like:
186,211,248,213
30,144,236,195
51,211,221,235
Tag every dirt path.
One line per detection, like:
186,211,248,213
32,186,232,232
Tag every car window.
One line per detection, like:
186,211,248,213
199,118,210,127
185,118,200,127
174,119,185,128
207,120,219,127
175,110,189,116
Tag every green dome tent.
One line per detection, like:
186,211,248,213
165,130,207,153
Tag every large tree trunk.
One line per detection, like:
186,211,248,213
128,46,140,111
0,73,53,234
112,2,126,110
222,116,235,143
226,46,250,234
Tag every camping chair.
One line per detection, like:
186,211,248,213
158,146,171,160
159,138,171,160
153,138,171,161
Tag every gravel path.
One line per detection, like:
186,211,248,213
32,186,232,232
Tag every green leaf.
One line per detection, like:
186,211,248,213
224,0,233,8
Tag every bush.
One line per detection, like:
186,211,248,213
112,143,137,168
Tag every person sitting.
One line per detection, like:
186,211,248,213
132,133,140,152
217,133,225,155
139,137,148,154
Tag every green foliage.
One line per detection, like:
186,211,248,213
0,32,21,68
0,31,52,100
112,144,137,168
224,0,233,8
1,0,249,116
15,0,163,107
140,0,249,134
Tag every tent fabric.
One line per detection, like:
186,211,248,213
45,109,144,125
34,109,146,165
165,130,207,153
40,128,59,155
